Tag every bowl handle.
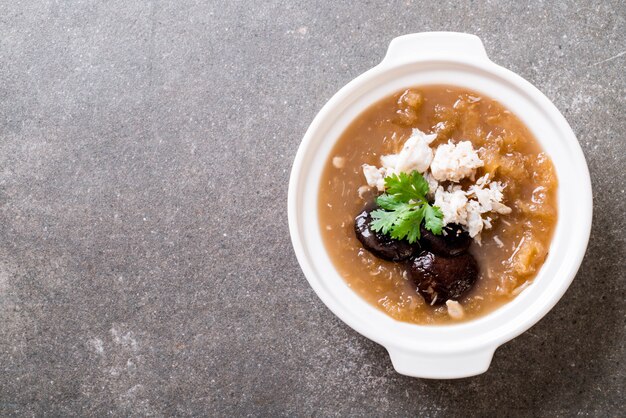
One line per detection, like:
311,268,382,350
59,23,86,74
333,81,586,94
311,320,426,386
386,345,496,379
381,32,489,66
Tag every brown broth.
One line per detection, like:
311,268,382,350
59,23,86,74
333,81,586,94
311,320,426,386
318,85,558,324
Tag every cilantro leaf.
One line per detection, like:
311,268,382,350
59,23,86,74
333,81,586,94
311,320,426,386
368,170,443,244
389,206,424,243
424,205,443,235
375,194,405,211
384,171,429,203
370,209,399,235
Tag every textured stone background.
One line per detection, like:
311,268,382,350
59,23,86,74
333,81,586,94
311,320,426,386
1,0,624,416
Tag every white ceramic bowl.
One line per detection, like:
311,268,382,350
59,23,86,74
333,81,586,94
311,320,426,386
288,32,592,379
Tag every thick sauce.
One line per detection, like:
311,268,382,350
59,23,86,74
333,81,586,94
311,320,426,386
318,85,558,324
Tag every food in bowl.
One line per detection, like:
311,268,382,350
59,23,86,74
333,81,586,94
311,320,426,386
318,85,558,324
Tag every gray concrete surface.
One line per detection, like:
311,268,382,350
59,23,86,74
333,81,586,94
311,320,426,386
1,0,624,416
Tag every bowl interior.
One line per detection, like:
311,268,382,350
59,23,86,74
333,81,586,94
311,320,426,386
289,59,591,352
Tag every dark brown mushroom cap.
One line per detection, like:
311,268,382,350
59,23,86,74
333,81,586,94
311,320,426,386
407,251,479,304
420,223,471,256
354,202,418,262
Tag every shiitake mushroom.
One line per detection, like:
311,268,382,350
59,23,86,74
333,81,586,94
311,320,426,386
354,203,479,304
420,223,471,256
354,202,417,261
407,251,478,304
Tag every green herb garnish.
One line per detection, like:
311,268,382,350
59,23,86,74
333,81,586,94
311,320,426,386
370,171,443,244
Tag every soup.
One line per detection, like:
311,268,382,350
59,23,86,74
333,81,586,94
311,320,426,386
318,85,558,324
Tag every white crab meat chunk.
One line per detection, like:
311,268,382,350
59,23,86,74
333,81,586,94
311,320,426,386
434,185,468,226
430,140,484,182
434,174,512,239
382,128,437,176
362,164,386,191
446,300,465,319
423,171,439,198
467,175,513,215
465,200,485,238
380,154,398,171
332,156,345,168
